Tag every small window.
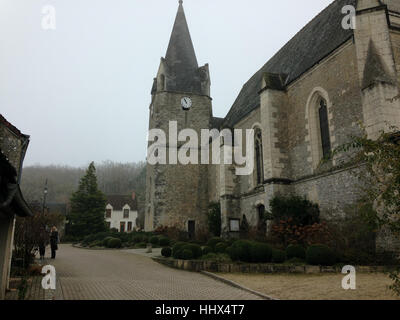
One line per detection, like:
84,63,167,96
106,222,111,229
127,222,132,232
106,209,112,218
123,209,129,219
229,219,240,232
120,222,126,233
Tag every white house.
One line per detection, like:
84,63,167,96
105,194,138,232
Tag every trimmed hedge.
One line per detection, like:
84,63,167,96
184,244,202,259
103,237,114,247
286,244,306,260
172,242,187,259
249,243,272,263
106,238,122,248
306,245,336,266
207,237,224,250
272,249,286,263
215,242,228,254
182,249,193,260
150,236,159,245
161,247,172,258
227,240,253,262
202,246,213,255
159,237,171,247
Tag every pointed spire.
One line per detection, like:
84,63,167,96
165,1,198,73
362,40,396,90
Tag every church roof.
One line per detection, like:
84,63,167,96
222,0,357,128
164,1,202,94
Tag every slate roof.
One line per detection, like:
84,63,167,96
0,114,28,138
210,117,225,130
106,194,138,211
164,2,203,94
222,0,357,128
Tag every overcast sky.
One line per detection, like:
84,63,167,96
0,0,334,167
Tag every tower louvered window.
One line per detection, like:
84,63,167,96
318,99,331,159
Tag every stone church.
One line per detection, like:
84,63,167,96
145,0,400,246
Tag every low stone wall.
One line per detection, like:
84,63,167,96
152,257,397,274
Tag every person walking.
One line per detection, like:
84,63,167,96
38,227,48,261
50,226,59,259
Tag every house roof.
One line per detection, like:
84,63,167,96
0,114,29,139
106,194,137,211
222,0,357,128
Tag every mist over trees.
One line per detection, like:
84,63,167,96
20,161,146,227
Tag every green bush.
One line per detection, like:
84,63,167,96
161,247,172,258
215,242,228,254
249,242,272,263
286,244,306,260
207,237,224,250
135,242,147,249
103,237,114,247
202,246,213,255
272,249,286,263
228,240,252,262
201,253,232,263
306,244,336,266
159,237,171,247
182,249,193,260
89,240,103,248
150,236,159,245
106,238,122,248
184,244,202,259
172,242,187,259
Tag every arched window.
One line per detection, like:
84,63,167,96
318,99,331,159
255,128,264,185
257,205,266,235
306,88,332,170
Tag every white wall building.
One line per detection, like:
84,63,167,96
105,194,138,232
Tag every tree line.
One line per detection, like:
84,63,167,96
20,161,146,227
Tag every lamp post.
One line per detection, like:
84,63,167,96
42,179,48,215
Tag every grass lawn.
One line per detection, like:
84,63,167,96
218,272,400,300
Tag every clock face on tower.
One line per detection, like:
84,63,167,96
181,97,192,110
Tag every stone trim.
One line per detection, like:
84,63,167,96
152,257,396,274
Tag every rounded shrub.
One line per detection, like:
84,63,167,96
159,237,171,247
161,247,172,258
249,242,272,263
286,244,306,260
184,244,202,259
150,236,159,245
272,249,286,263
103,237,114,247
106,238,122,249
172,242,187,259
202,246,213,255
306,244,336,266
207,237,224,250
136,242,147,249
214,242,228,254
182,249,194,260
228,240,252,262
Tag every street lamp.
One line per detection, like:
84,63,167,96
42,179,48,215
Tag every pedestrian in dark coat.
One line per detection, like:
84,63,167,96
50,226,59,259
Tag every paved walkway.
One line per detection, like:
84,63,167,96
43,244,262,300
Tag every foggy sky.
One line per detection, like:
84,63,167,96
0,0,333,167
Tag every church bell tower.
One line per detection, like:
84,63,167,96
144,1,212,236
